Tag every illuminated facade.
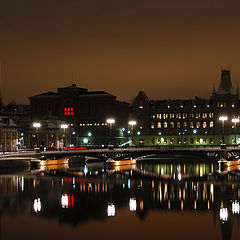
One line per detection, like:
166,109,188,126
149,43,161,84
0,116,20,152
27,119,71,149
131,70,240,146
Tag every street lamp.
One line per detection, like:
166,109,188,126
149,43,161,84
33,122,41,148
128,120,136,145
232,118,239,145
219,116,228,145
107,118,115,145
61,124,68,147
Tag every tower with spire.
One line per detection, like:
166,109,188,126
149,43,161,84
212,69,239,134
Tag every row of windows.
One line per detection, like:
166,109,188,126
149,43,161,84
217,102,235,108
152,113,214,119
151,103,211,109
156,137,213,144
151,121,214,129
79,123,108,126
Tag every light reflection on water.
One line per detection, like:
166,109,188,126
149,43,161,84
0,161,239,240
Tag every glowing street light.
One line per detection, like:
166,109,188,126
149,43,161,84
129,120,137,129
33,122,41,148
107,118,115,145
232,118,239,144
219,116,228,145
61,124,68,147
128,120,137,145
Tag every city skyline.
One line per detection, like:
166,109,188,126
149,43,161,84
1,0,240,104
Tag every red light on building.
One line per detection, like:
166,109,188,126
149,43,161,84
64,107,74,116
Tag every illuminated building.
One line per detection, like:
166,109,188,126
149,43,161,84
0,115,20,151
131,69,240,146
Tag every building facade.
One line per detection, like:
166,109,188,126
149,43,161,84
131,70,240,146
0,116,20,152
29,84,129,147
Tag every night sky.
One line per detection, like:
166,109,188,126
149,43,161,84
1,0,240,104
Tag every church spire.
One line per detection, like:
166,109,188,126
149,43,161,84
216,69,235,95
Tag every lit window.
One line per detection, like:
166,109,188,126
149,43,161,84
232,104,235,108
157,114,161,119
157,122,161,128
64,107,74,116
196,122,201,128
210,121,214,128
196,113,200,119
164,122,168,128
209,113,213,118
151,123,155,129
183,122,187,127
152,115,155,119
170,122,174,128
163,114,168,119
203,138,207,144
170,138,174,144
177,122,181,128
203,122,207,128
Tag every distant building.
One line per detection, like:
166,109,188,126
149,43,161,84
0,116,20,152
131,69,240,146
29,84,129,147
27,118,70,150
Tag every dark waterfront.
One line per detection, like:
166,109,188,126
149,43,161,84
0,159,240,240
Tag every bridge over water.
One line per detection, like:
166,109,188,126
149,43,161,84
5,146,240,159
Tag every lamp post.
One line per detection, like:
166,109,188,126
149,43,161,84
128,120,136,145
61,124,68,147
232,118,239,145
219,116,228,145
107,119,115,146
33,122,41,148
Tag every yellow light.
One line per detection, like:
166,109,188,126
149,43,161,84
107,119,115,124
